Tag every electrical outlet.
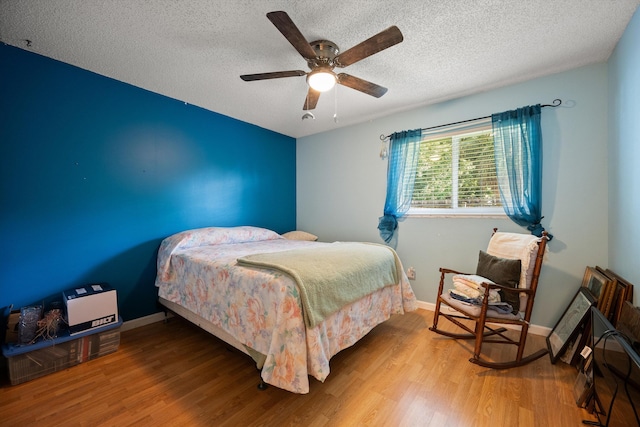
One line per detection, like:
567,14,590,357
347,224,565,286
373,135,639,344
407,267,416,280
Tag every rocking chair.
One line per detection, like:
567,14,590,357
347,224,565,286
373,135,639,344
430,228,549,369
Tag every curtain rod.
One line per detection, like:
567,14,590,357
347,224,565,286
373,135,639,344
380,99,563,141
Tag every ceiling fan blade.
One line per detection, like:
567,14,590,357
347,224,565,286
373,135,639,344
337,73,388,98
303,88,320,110
240,70,306,81
335,26,403,67
267,11,317,60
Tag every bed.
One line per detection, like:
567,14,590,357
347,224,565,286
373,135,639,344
155,226,417,393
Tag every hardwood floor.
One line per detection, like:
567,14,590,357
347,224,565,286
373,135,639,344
0,309,596,426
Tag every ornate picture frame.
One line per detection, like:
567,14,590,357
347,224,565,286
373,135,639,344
581,267,611,304
582,266,616,318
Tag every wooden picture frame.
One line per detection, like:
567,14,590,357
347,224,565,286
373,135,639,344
610,280,630,326
607,269,634,304
582,267,612,306
582,267,617,319
604,269,633,327
547,288,596,364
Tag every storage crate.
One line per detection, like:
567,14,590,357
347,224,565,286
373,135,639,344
2,317,122,385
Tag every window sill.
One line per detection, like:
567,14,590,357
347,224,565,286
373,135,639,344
406,209,507,219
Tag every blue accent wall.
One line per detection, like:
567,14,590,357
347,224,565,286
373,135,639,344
0,44,297,320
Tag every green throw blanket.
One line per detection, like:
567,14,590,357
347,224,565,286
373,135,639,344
237,242,400,328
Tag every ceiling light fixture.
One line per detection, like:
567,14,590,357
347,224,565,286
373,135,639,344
307,67,337,92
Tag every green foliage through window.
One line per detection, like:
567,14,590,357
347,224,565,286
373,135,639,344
411,119,502,211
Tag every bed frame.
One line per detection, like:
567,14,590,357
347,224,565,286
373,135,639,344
157,297,270,389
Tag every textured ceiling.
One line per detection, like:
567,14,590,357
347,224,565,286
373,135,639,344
1,1,639,138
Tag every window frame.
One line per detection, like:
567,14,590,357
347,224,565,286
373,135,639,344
406,118,506,218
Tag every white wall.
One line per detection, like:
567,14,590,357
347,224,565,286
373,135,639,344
608,7,640,307
297,63,609,328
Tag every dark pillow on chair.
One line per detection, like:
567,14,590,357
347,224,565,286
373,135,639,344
476,250,522,313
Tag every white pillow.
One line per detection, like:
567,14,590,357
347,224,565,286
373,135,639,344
282,230,318,241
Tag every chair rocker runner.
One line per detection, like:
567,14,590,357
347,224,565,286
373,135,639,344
430,228,549,369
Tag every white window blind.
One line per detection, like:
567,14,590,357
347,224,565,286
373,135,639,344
409,118,503,215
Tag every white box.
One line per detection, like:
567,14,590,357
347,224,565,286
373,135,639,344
63,283,118,335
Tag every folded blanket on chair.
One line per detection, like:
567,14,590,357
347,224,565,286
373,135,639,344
449,289,482,305
453,274,493,290
452,274,501,303
448,290,513,314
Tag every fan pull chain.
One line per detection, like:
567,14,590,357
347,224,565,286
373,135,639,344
333,85,339,123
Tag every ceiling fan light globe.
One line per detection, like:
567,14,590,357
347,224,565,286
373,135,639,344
307,70,336,92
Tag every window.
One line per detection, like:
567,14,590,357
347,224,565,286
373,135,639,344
408,118,504,216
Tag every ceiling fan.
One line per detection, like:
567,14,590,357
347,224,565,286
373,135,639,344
240,11,403,111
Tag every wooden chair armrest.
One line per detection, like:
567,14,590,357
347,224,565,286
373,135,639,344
483,282,535,295
439,267,469,275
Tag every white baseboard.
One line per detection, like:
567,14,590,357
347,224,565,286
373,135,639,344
121,311,172,332
121,300,551,337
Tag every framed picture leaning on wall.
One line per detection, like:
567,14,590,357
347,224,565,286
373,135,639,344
600,267,634,327
547,288,596,364
582,267,615,318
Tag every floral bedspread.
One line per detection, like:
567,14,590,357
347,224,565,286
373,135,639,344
155,226,417,393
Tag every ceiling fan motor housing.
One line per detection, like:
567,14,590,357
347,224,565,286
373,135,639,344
308,40,339,69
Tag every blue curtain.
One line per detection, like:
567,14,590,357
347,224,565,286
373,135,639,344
492,105,552,239
377,129,422,244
